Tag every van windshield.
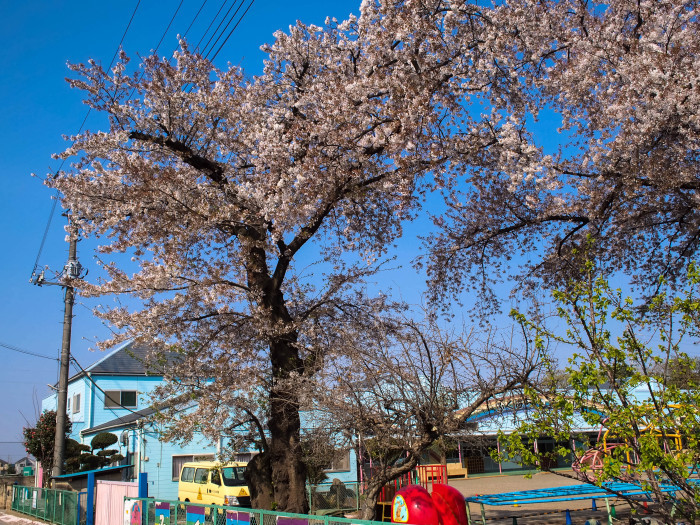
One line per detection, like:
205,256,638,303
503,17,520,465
221,467,246,487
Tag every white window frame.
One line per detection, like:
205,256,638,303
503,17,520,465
104,390,138,409
324,450,351,472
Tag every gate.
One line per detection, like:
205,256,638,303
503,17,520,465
95,481,138,525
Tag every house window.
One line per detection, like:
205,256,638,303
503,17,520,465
235,452,257,463
171,454,215,481
104,390,138,409
73,394,81,414
325,450,351,472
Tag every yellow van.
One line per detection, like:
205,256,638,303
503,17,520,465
178,461,251,507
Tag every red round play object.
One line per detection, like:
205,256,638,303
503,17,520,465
391,485,439,525
431,484,468,525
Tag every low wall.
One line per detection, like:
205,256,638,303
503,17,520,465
0,475,36,510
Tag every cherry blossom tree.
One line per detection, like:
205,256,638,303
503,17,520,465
47,0,697,510
309,313,540,519
48,0,497,511
424,0,700,312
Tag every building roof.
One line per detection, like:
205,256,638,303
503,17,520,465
68,340,180,382
81,406,158,435
51,464,133,479
80,392,196,436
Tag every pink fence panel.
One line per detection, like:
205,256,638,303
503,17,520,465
96,480,139,525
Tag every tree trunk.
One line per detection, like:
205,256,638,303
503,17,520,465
360,481,384,521
359,455,420,521
245,237,308,513
268,338,308,513
245,452,274,510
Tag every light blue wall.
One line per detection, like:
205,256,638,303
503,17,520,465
41,393,57,412
86,375,164,430
67,377,89,424
139,432,358,501
42,374,360,501
142,430,218,501
320,449,358,485
40,377,89,432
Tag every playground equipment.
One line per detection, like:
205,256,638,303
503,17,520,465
391,484,467,525
572,443,626,482
374,465,449,521
464,480,700,525
572,409,685,482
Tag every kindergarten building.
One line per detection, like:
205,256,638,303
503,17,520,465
41,340,358,500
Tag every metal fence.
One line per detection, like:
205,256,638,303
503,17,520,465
124,497,382,525
12,485,79,525
307,482,359,515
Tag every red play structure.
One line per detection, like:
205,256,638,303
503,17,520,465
390,484,467,525
374,465,449,521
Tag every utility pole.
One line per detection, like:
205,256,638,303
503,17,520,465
52,228,78,479
32,219,83,481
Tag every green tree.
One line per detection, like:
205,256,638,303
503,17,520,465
65,438,91,473
23,410,72,486
90,432,118,452
661,356,700,390
89,432,123,468
63,433,124,473
500,262,700,523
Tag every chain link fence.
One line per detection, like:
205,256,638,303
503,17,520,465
124,497,375,525
12,485,79,525
307,482,359,515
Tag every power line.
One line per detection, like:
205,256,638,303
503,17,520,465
182,0,210,40
209,0,255,62
0,341,58,362
154,0,185,54
109,0,142,68
194,0,231,53
201,0,243,58
30,194,59,281
30,0,143,280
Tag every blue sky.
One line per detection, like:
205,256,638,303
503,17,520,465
0,0,367,461
4,0,690,465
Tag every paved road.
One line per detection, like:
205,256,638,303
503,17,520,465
0,511,47,525
446,471,634,525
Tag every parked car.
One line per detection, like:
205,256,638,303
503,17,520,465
178,461,251,507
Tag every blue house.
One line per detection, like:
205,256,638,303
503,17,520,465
41,340,359,500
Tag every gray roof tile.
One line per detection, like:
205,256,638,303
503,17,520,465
68,340,180,382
